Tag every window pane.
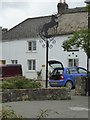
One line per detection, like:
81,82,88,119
28,42,32,51
69,68,78,74
28,60,32,70
33,60,36,70
33,41,36,50
74,59,78,66
78,68,87,74
68,59,73,67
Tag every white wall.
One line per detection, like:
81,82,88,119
2,35,87,79
2,38,46,79
0,42,2,60
48,36,87,68
0,27,2,59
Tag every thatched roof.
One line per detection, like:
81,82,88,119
2,7,88,41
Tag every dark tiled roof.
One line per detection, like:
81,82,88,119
2,7,88,41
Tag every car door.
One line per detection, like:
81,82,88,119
77,67,88,77
67,67,79,84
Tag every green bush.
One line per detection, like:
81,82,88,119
2,76,42,89
1,107,23,119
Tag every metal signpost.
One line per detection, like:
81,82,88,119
39,14,58,88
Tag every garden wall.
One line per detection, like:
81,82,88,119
2,87,71,102
75,76,87,96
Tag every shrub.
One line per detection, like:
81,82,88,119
2,76,42,89
0,107,23,119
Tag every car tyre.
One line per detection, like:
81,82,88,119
66,81,73,90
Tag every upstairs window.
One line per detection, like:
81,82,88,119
28,41,36,51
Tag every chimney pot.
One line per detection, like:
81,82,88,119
57,1,68,14
60,0,62,3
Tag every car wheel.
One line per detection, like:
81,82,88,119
66,81,73,90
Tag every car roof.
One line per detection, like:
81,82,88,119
53,66,87,70
0,64,21,67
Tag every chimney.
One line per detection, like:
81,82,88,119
0,27,2,40
57,0,68,14
2,28,8,33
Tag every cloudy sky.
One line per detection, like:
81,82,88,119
0,0,86,30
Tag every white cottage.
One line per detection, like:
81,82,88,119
1,2,88,80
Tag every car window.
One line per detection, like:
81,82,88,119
52,69,63,75
66,69,70,74
78,68,87,74
69,68,78,74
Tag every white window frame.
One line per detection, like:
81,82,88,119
68,58,79,67
0,60,6,64
27,41,36,52
11,60,18,64
27,59,36,71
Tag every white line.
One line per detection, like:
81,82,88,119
69,107,90,111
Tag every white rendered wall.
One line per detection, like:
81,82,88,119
0,27,2,60
2,35,87,79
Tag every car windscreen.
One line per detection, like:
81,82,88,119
77,67,87,74
52,68,64,75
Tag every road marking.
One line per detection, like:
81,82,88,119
69,107,90,111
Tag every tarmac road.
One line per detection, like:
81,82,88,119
0,80,89,118
2,96,89,118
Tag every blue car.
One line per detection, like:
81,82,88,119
48,60,88,89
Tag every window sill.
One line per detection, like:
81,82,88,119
26,51,37,53
26,70,36,73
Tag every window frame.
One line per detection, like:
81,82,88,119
68,58,79,67
27,59,36,71
11,60,18,64
27,41,36,52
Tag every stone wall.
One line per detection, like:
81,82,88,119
2,87,71,102
75,76,87,96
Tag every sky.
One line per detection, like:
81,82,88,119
0,0,86,30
